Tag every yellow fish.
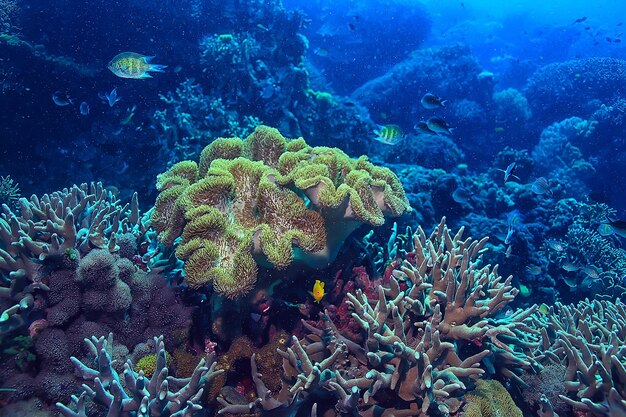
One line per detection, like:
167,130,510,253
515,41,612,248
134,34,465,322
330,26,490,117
310,280,326,303
108,52,167,79
538,303,550,315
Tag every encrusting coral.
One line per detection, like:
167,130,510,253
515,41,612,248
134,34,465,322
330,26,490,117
152,125,410,299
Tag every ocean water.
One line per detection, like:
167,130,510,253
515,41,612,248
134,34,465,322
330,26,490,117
0,0,625,416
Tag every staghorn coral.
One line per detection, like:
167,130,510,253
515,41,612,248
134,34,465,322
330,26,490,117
0,182,147,336
0,175,19,208
57,333,223,417
152,125,410,299
533,299,626,417
216,218,539,417
544,202,626,302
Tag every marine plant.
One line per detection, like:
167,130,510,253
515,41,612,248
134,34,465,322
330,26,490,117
151,125,410,299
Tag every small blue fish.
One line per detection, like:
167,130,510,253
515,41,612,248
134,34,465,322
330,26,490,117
421,93,447,109
504,227,515,245
79,101,90,115
546,239,565,252
99,88,122,107
452,187,473,205
609,220,626,238
260,84,275,99
426,117,454,135
581,265,600,279
597,223,614,237
531,177,552,195
507,210,523,230
313,47,329,57
526,265,542,275
497,162,520,183
561,261,579,272
52,91,74,106
414,121,435,134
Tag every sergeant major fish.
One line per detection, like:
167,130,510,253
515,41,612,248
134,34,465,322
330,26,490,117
373,124,404,145
108,52,167,79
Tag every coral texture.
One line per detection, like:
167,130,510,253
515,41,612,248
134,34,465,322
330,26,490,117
57,333,223,417
535,299,626,417
462,379,523,417
216,218,539,416
152,125,410,299
0,182,144,335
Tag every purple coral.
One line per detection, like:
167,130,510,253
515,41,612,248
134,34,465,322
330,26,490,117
76,249,119,290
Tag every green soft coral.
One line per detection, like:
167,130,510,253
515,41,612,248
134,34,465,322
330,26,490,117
151,125,410,299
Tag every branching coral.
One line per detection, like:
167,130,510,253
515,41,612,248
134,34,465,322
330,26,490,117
215,218,539,417
0,182,145,335
152,125,410,299
0,175,19,208
545,199,626,301
534,299,626,417
56,333,223,417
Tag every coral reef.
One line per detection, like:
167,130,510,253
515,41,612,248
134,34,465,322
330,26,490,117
531,117,596,198
0,183,192,408
525,57,626,124
544,198,626,302
208,331,290,402
57,333,223,417
217,218,540,416
534,299,626,417
152,125,410,299
0,175,19,208
352,45,493,131
0,182,144,336
462,379,523,417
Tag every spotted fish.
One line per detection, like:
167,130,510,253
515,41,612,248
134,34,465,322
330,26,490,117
108,52,167,79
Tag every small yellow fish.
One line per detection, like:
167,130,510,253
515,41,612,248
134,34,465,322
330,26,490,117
310,280,326,303
373,124,404,145
538,303,550,315
108,52,167,79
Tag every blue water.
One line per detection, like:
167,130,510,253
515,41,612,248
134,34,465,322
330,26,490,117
1,0,626,416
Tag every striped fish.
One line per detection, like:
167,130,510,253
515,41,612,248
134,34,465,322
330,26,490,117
373,124,404,145
108,52,167,79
